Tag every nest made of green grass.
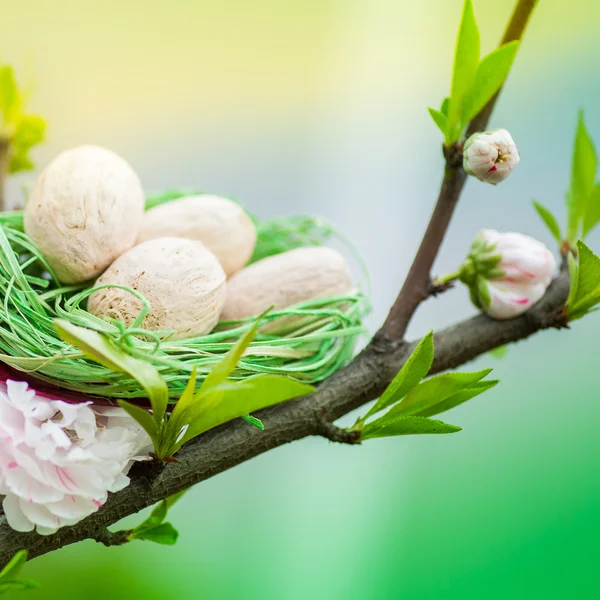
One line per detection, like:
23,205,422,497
0,191,370,402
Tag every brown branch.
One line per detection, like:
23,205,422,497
378,0,538,342
0,0,546,568
0,267,570,567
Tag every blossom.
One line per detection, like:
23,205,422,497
463,229,556,320
0,381,152,535
463,129,520,184
481,279,550,320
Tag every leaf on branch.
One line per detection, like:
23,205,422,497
461,40,520,125
567,111,597,241
364,331,434,420
582,183,600,239
428,108,449,136
362,415,461,440
128,491,186,546
565,240,600,321
54,319,169,427
0,550,40,594
381,368,493,419
447,0,480,142
532,200,562,245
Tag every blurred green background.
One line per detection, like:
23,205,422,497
3,0,600,598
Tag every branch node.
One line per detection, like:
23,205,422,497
94,528,131,547
315,419,361,445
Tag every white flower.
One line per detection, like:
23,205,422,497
463,129,520,184
0,381,152,535
465,229,556,320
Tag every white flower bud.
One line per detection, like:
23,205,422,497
462,229,556,320
483,279,548,320
477,229,556,286
463,129,520,184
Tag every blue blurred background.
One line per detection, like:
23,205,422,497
3,0,600,597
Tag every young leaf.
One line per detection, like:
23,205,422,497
566,240,600,321
461,41,520,124
428,107,449,136
567,112,597,241
177,375,314,447
54,319,169,426
0,550,28,581
364,331,434,420
0,66,19,127
117,400,160,450
566,250,579,310
199,311,268,395
415,379,499,417
532,200,562,244
131,523,179,545
362,415,461,440
440,97,450,117
163,365,198,443
384,368,493,419
582,183,600,239
447,0,480,142
489,345,508,359
0,550,39,593
8,114,46,174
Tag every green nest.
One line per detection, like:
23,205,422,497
0,191,370,402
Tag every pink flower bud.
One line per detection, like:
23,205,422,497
477,229,556,287
465,230,556,320
484,279,548,320
463,129,520,184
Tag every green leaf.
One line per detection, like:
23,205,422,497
0,550,39,593
117,400,159,450
582,183,600,239
132,522,179,545
241,414,265,430
415,379,499,417
162,366,198,447
447,0,480,142
384,368,493,419
461,41,520,124
0,580,40,593
566,250,579,310
12,114,45,149
0,550,28,581
54,319,169,427
178,375,314,447
7,152,34,174
532,200,562,244
440,97,450,117
199,311,268,395
428,107,449,136
364,331,434,420
362,415,461,440
566,240,600,320
0,66,19,127
567,111,597,241
489,345,508,359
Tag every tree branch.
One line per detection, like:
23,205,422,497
0,266,569,567
0,0,547,568
378,0,538,342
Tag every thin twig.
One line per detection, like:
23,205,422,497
378,0,539,342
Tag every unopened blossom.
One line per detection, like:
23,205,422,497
461,229,556,320
0,381,152,535
478,279,550,320
463,129,520,184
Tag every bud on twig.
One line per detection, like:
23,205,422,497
457,229,556,320
463,129,520,184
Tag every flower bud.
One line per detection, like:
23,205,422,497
463,129,520,184
460,229,556,320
